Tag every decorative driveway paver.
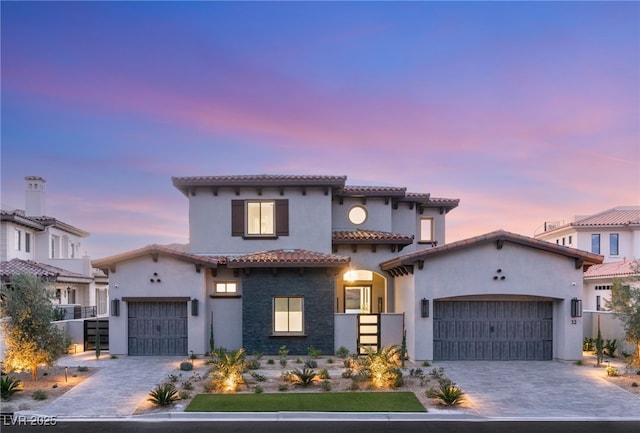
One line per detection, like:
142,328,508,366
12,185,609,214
34,353,184,417
436,361,640,419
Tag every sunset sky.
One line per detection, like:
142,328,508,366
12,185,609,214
1,1,638,259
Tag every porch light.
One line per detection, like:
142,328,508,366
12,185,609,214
191,298,199,316
570,298,582,318
421,298,429,318
111,299,120,317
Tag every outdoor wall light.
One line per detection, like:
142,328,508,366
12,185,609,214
111,299,120,317
421,298,429,318
570,298,582,318
191,298,199,316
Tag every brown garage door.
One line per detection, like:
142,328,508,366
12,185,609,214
433,300,553,360
128,301,188,356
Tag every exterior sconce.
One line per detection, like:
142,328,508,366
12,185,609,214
570,298,582,318
111,299,120,317
421,298,429,318
191,298,199,316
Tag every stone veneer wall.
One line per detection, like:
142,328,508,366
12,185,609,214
242,267,335,355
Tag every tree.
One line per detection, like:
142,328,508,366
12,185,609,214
605,259,640,367
0,273,71,380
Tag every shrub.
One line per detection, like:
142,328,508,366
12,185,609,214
606,364,620,377
77,366,88,372
110,355,118,359
341,369,353,379
254,385,264,394
168,374,179,383
148,383,178,406
250,372,266,382
289,368,317,387
430,367,445,379
252,351,264,360
320,380,331,392
574,360,584,366
246,359,261,370
604,340,618,358
304,359,318,369
32,390,48,400
203,381,215,393
429,382,465,406
307,346,322,358
632,382,638,388
317,368,330,380
267,359,275,365
336,346,350,359
583,337,595,352
295,358,303,364
178,390,191,400
278,384,289,392
0,376,22,400
181,381,193,390
327,358,334,364
278,345,289,367
422,360,431,367
180,361,193,371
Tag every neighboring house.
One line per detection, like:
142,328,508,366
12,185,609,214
93,174,602,361
535,206,640,352
0,176,107,319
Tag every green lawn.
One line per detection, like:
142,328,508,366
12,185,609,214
186,392,426,412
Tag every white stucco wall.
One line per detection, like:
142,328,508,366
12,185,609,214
206,268,243,351
396,241,586,361
107,255,208,355
188,187,333,254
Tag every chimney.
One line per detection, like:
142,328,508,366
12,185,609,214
25,176,46,216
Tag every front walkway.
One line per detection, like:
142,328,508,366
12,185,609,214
436,359,640,419
33,353,184,417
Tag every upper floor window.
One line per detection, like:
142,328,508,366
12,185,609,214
273,296,303,334
215,282,237,294
568,235,572,245
232,199,289,238
609,233,619,256
25,233,31,253
15,229,21,251
419,217,434,243
591,234,600,254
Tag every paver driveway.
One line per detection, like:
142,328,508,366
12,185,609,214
436,360,640,419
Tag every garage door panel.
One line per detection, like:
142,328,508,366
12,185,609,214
434,300,553,361
128,301,188,356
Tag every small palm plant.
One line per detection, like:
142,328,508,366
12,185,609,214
148,383,178,406
361,345,403,388
289,368,317,387
210,348,247,392
0,376,23,400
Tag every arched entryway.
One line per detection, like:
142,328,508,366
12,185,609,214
335,269,387,314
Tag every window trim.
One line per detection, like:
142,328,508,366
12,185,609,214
25,232,31,253
272,296,304,335
15,229,21,251
609,233,619,256
591,234,601,254
418,217,434,244
213,281,238,296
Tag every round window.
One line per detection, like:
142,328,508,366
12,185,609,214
348,205,367,225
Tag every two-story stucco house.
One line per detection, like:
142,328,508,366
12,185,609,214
0,176,108,318
93,174,602,361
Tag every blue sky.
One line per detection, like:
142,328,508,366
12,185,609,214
1,1,638,258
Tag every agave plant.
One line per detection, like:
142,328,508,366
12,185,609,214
288,368,317,387
0,376,22,400
147,383,178,406
430,381,465,406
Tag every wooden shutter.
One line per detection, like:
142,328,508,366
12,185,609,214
231,200,244,236
275,199,289,236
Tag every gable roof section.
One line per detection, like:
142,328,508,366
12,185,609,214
1,210,45,230
92,244,224,273
380,230,604,276
172,174,347,196
584,260,639,279
1,258,93,283
226,249,350,268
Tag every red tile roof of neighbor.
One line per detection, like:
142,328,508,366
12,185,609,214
0,210,89,237
226,249,350,268
332,229,414,244
380,229,604,272
572,207,640,227
584,259,639,278
1,258,93,282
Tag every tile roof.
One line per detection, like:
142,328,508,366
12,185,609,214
572,207,640,227
339,186,407,196
584,260,639,278
0,210,89,237
380,229,603,273
172,175,347,195
226,249,350,268
1,258,93,283
332,229,414,244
